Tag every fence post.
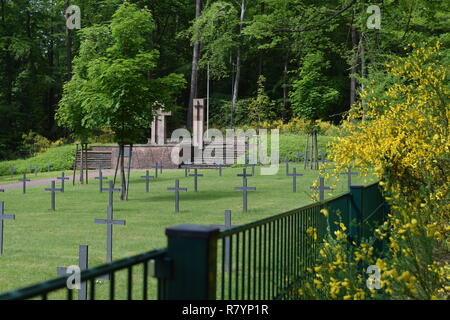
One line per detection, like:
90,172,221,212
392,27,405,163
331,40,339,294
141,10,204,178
349,185,364,244
165,225,219,300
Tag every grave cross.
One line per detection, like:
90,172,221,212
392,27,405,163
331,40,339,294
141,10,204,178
287,167,304,193
181,163,191,177
167,179,187,213
159,161,164,174
210,210,233,272
18,173,30,194
247,155,256,176
44,181,63,211
216,162,223,176
234,177,256,212
95,205,126,263
101,180,121,209
237,167,253,181
47,163,52,172
94,168,108,192
295,152,302,163
151,164,160,179
310,177,331,202
57,172,69,193
285,157,293,176
341,167,358,190
189,168,203,192
9,167,16,177
56,245,89,300
0,202,15,255
140,170,155,193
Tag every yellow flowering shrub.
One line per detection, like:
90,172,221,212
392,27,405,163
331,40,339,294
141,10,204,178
302,42,449,300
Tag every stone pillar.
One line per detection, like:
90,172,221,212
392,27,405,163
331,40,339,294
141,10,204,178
193,99,205,149
150,109,172,145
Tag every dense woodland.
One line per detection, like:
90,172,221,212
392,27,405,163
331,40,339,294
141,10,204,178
0,0,449,159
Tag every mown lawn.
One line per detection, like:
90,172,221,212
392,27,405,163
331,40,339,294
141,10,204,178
0,163,375,299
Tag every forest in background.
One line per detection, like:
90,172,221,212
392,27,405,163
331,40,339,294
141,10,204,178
0,0,449,159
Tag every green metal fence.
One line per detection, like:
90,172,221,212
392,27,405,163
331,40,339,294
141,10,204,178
0,183,386,300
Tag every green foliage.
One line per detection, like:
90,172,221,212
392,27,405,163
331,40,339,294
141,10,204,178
290,52,340,121
0,145,76,176
56,3,186,144
189,1,239,79
247,75,276,125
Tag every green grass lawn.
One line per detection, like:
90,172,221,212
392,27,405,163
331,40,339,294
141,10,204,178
0,163,375,299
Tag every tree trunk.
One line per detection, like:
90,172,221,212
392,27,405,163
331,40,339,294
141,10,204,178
350,20,358,109
65,0,73,79
282,52,289,120
187,0,202,131
231,0,246,126
79,143,84,184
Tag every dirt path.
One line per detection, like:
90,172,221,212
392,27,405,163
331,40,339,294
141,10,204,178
0,169,138,190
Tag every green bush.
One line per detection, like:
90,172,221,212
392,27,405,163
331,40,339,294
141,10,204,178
0,145,77,176
234,133,333,165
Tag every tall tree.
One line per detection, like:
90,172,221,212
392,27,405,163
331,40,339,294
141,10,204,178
57,3,186,199
187,0,202,130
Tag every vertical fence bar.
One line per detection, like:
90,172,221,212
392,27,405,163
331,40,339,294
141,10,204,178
110,272,115,300
143,261,148,300
127,266,133,300
242,230,246,300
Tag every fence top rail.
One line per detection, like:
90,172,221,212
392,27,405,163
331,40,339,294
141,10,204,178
0,248,167,300
218,193,351,239
218,181,381,239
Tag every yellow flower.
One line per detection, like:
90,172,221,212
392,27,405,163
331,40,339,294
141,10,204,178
320,209,329,217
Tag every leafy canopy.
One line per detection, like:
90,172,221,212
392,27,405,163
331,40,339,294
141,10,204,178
56,3,186,144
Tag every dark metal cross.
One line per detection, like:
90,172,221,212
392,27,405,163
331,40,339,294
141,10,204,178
45,181,63,211
215,162,223,176
159,161,164,174
287,167,304,192
167,179,187,213
310,177,331,202
56,245,89,300
18,173,30,194
95,205,126,263
341,167,358,190
285,157,292,176
210,210,233,272
101,180,121,209
181,162,191,177
0,201,15,255
95,168,108,192
57,172,69,193
234,177,256,212
151,164,160,178
237,168,253,181
247,155,256,176
140,170,155,193
189,168,203,192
